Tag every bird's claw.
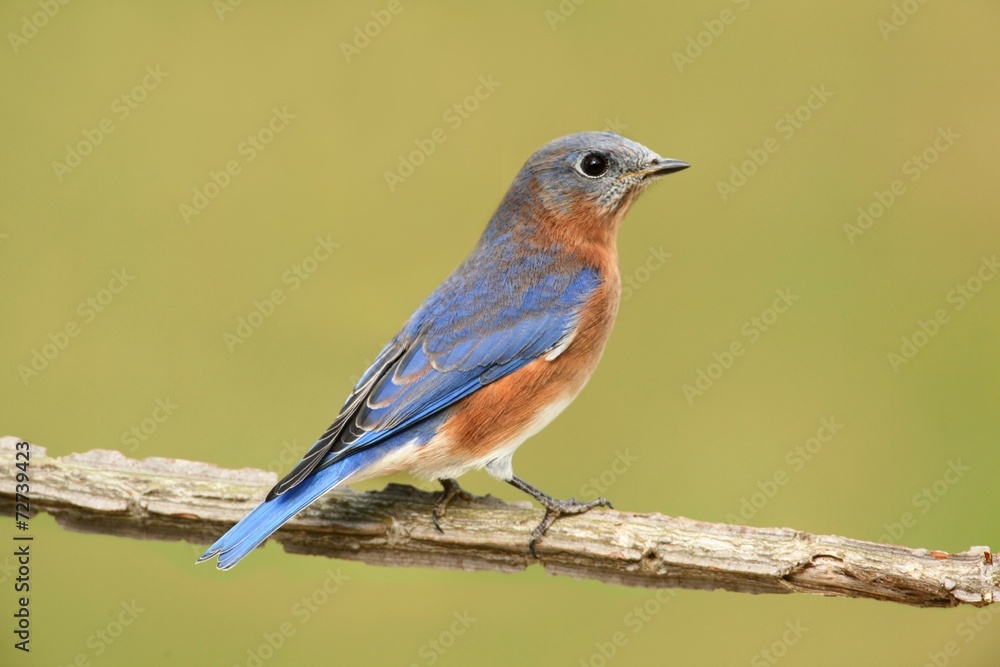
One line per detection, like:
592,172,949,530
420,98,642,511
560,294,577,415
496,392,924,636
527,496,613,557
432,478,476,533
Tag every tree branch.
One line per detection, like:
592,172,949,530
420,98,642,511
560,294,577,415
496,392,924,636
1,436,995,608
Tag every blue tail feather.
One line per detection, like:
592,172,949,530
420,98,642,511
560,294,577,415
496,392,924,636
198,450,373,570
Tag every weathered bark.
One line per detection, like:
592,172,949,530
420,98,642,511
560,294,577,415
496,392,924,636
1,436,995,608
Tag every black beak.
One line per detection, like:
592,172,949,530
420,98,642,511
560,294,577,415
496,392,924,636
640,157,690,177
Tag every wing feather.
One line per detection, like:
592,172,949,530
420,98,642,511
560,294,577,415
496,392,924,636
269,258,600,498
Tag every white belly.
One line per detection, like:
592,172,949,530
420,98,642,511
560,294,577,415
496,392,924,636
347,392,576,484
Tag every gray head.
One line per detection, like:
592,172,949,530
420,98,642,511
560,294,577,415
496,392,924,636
514,131,689,220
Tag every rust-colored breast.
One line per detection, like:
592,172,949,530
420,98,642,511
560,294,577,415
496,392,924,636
438,252,620,460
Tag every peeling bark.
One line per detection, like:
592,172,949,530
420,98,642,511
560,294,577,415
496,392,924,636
1,436,994,608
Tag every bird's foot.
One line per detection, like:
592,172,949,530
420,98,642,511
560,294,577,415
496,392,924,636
506,474,612,557
432,478,477,532
528,495,613,557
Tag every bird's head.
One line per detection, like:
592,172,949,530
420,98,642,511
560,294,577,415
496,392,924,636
498,131,688,243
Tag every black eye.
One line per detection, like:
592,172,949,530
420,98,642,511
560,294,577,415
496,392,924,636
578,152,609,178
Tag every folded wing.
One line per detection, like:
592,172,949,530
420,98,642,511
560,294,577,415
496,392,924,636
269,260,600,499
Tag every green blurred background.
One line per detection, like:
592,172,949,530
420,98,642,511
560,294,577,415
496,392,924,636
2,1,999,665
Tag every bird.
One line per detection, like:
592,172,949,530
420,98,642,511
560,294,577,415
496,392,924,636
198,131,688,569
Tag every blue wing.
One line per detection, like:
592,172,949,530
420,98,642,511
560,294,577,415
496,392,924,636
269,256,600,498
201,253,600,568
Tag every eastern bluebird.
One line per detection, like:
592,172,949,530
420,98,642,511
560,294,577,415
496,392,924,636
199,132,688,569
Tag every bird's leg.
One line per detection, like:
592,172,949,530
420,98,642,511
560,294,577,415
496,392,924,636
507,475,613,557
432,478,476,532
